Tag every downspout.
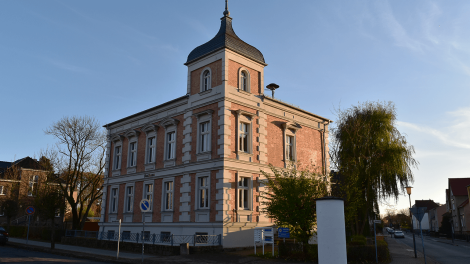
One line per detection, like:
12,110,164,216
322,121,330,176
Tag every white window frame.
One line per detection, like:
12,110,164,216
282,123,300,167
142,124,159,165
111,135,124,173
109,186,119,214
128,141,137,167
239,122,250,153
237,175,251,211
124,184,134,213
200,67,212,92
143,181,154,211
28,175,39,197
238,67,251,93
162,178,174,211
197,175,210,209
194,110,214,157
0,186,5,195
124,129,140,172
161,118,179,164
286,135,295,161
235,110,255,158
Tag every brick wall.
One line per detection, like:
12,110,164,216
190,60,222,95
228,59,260,95
133,181,143,222
266,115,285,168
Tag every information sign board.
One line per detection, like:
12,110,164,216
374,220,381,224
278,227,290,238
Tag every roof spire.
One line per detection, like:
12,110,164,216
223,0,230,17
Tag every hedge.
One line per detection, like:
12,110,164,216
2,226,64,241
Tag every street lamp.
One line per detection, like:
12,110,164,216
406,186,417,258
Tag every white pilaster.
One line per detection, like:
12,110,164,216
217,101,232,158
215,170,232,222
179,174,191,222
182,111,193,163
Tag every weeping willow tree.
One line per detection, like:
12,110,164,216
330,101,418,236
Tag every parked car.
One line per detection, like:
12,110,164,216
394,231,405,238
0,227,9,245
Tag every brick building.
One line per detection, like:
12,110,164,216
446,178,470,234
0,157,48,223
99,4,331,247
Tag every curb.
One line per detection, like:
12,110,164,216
6,242,136,263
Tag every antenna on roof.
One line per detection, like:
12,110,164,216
266,83,279,99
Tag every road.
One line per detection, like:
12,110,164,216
0,245,104,264
391,232,470,264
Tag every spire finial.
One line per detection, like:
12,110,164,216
223,0,230,17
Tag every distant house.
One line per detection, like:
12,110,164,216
0,157,62,225
446,178,470,234
412,199,439,231
428,204,446,232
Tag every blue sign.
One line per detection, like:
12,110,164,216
140,199,150,212
26,206,35,215
410,207,427,222
278,227,290,238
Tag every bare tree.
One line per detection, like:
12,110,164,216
44,116,105,230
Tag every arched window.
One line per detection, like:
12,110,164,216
241,71,247,91
238,68,251,93
203,70,211,91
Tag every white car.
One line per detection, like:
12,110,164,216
394,231,405,238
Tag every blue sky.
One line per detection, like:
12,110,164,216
1,0,469,213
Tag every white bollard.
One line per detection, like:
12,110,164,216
317,197,347,264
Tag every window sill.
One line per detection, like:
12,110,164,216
237,152,253,162
198,89,212,96
196,151,211,161
144,162,155,171
237,89,251,95
112,169,121,177
164,159,175,168
126,166,136,174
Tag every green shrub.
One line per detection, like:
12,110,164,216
349,235,367,246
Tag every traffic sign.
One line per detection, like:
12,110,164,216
410,207,427,222
278,227,290,238
140,199,151,212
25,206,35,215
374,220,381,224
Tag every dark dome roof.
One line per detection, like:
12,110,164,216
185,15,266,66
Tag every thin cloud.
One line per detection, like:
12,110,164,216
397,107,470,149
45,58,90,73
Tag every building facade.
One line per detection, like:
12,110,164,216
99,5,331,248
446,178,470,234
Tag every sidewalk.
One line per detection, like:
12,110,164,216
385,236,439,264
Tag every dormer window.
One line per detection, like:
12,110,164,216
203,70,211,91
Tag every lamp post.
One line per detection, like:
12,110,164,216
406,186,417,258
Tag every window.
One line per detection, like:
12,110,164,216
125,186,134,212
129,141,137,167
203,70,211,91
200,122,210,153
166,132,176,159
28,175,38,196
144,183,153,210
238,68,251,92
241,71,247,91
163,181,173,210
0,186,5,195
55,209,61,217
195,232,208,244
122,231,131,240
286,135,295,161
198,176,209,209
147,137,156,163
238,177,250,210
111,188,118,213
160,232,171,242
239,123,249,153
114,146,121,170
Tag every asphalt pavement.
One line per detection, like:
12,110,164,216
392,232,470,264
